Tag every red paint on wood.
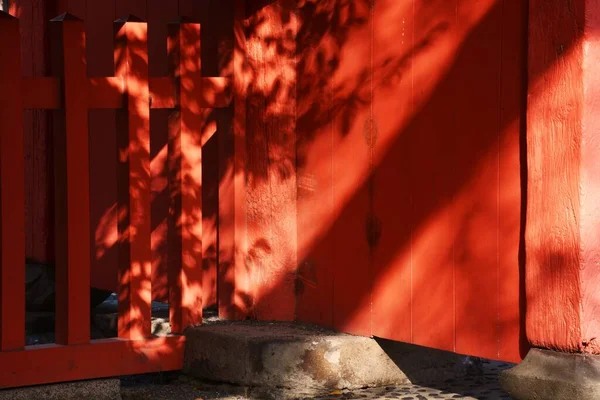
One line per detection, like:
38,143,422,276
21,77,61,109
292,0,525,362
147,0,178,306
217,0,251,320
88,77,124,108
453,0,502,359
167,21,204,333
526,0,584,352
370,0,414,343
62,0,85,20
579,1,600,354
0,336,184,389
498,0,528,362
116,0,147,22
244,0,298,321
12,0,54,264
86,0,120,296
150,77,177,108
51,15,91,345
523,0,600,355
217,100,237,319
294,0,336,330
0,12,26,351
186,0,227,311
331,188,372,337
3,0,532,364
409,0,458,353
115,18,152,339
216,0,237,319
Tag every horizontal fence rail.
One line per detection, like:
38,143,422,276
0,10,231,389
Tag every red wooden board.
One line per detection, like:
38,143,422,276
52,16,92,346
452,0,502,359
0,336,184,389
0,12,26,352
497,0,527,362
294,0,526,362
86,0,120,296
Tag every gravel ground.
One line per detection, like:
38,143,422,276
120,361,513,400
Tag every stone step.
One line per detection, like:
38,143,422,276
182,322,410,399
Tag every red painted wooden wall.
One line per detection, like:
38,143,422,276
14,0,527,363
292,0,527,362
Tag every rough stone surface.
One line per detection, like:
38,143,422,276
183,322,409,397
0,379,121,400
500,348,600,400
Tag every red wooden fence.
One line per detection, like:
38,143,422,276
0,10,230,388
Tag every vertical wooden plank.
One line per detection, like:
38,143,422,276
216,100,236,318
410,0,458,352
51,14,91,345
86,0,160,301
87,0,119,294
184,0,219,312
11,0,34,263
148,0,177,77
329,0,372,337
331,187,371,337
216,0,236,319
147,0,179,304
115,17,152,339
453,0,502,359
54,0,68,13
296,139,335,328
180,0,220,310
31,0,54,264
213,0,235,314
167,21,203,333
295,7,335,327
167,107,183,329
244,0,297,321
86,0,117,76
0,12,25,351
200,0,222,310
12,0,54,264
230,0,250,319
498,0,528,363
116,0,147,21
371,0,414,342
178,0,192,20
62,0,85,19
525,0,585,354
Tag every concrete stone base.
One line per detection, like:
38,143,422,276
183,322,409,398
500,348,600,400
0,379,121,400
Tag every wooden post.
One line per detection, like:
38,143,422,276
0,11,25,351
167,19,204,333
503,2,600,397
217,0,250,321
51,13,91,346
115,15,152,340
525,0,589,353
